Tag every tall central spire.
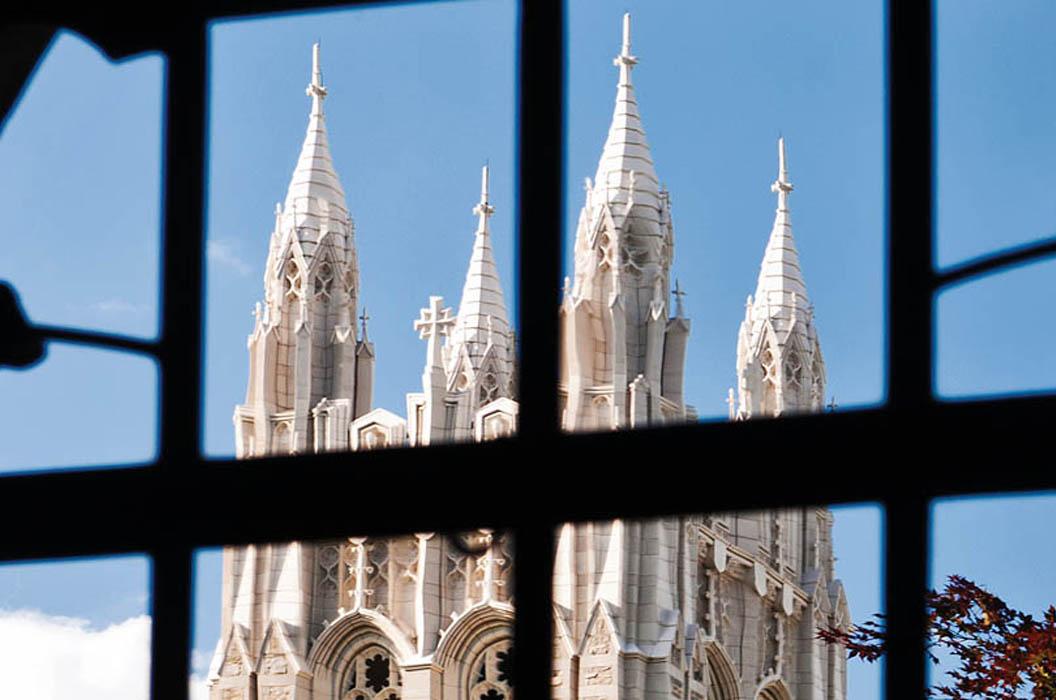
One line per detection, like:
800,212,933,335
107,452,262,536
283,42,348,226
752,136,808,322
591,12,660,217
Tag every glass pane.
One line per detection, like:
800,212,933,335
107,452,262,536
936,0,1056,269
203,1,517,457
0,30,164,339
0,555,151,698
562,3,884,430
930,494,1056,695
936,259,1056,399
193,532,515,699
553,506,883,700
0,345,157,473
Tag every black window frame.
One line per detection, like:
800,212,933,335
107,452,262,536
2,2,1055,699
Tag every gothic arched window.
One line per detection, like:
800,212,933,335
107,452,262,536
783,350,802,389
314,261,334,300
342,645,401,700
478,368,500,405
283,259,303,300
468,640,513,700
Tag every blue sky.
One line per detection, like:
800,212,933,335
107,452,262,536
1,1,1055,699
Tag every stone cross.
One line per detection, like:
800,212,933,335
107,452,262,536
827,396,838,413
415,296,455,370
473,164,495,234
359,307,370,341
672,279,687,318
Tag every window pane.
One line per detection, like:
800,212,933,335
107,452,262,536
193,533,515,699
936,259,1056,398
936,0,1056,269
0,345,157,473
0,555,151,699
562,3,884,430
203,1,517,458
930,494,1056,695
553,506,883,700
0,30,164,339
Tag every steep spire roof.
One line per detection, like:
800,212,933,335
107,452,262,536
447,165,511,373
748,137,814,346
282,42,349,227
590,13,661,220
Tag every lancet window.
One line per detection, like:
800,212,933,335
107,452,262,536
478,367,500,405
283,259,303,301
342,645,401,700
314,261,334,300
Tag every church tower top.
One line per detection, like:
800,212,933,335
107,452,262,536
750,136,811,334
590,12,660,218
282,42,348,228
446,165,512,379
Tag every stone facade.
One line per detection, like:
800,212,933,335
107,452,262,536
209,17,850,700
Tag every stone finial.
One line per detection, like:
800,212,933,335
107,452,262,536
472,164,495,234
359,306,370,341
771,136,794,201
306,42,328,114
673,279,686,318
614,12,638,77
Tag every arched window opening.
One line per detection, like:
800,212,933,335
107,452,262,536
314,261,334,300
342,645,401,700
468,640,513,700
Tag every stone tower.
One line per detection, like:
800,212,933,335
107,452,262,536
210,19,852,700
209,47,516,700
233,42,374,459
406,165,518,447
734,137,826,419
560,13,692,431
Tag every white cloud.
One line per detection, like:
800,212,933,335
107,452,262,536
189,672,210,700
0,610,150,700
91,298,147,314
207,239,251,276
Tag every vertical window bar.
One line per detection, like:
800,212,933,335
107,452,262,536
152,19,207,700
887,0,933,693
150,544,194,700
887,0,934,413
515,0,563,442
884,495,929,700
514,0,562,696
159,21,207,465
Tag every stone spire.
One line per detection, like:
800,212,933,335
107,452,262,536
561,13,691,431
751,136,810,332
590,12,661,219
736,137,825,417
446,165,512,382
282,42,350,238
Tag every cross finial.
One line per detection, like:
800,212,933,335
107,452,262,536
672,279,687,318
827,396,838,413
359,306,370,341
771,136,794,202
306,42,328,115
613,13,638,81
472,164,495,234
414,296,456,370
